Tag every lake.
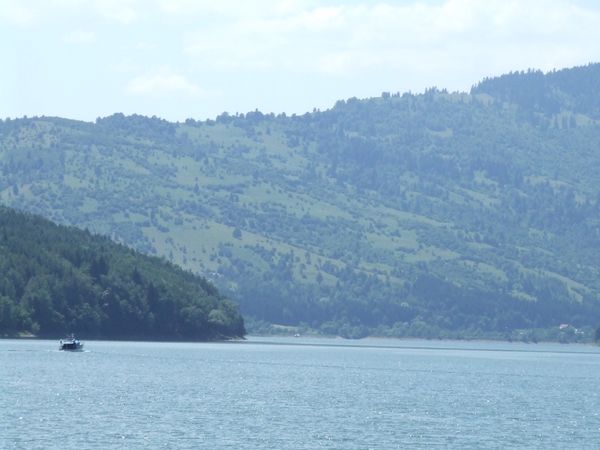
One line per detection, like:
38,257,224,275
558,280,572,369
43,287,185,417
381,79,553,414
2,337,600,449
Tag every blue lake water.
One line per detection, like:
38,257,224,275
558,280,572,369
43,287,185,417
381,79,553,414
2,337,600,449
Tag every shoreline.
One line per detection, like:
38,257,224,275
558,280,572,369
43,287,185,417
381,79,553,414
2,334,596,348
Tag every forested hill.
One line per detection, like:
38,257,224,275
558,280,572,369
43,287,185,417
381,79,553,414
2,63,600,340
472,63,600,118
0,207,245,339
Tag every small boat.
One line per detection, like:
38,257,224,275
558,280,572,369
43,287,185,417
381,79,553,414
59,335,84,351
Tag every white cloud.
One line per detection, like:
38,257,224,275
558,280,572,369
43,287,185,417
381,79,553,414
155,0,315,19
62,29,96,44
0,2,38,25
182,0,600,84
0,0,142,26
126,67,204,98
91,0,139,24
4,0,600,120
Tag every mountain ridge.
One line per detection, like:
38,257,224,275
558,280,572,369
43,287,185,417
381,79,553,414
2,63,600,340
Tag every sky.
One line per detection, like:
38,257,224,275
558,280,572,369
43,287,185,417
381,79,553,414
2,0,600,122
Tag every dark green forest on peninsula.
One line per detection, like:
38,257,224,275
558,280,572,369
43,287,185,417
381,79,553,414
0,207,245,340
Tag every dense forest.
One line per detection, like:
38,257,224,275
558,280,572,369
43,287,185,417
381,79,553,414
0,207,245,340
2,63,600,340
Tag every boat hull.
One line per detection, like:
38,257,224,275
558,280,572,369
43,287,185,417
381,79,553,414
59,345,84,351
59,339,84,351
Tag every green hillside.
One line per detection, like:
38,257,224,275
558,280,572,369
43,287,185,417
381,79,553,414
2,63,600,340
0,207,245,340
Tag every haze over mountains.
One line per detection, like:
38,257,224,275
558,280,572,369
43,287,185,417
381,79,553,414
3,63,600,339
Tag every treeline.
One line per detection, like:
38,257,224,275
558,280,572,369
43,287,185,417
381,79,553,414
225,255,600,340
0,207,245,340
472,63,600,118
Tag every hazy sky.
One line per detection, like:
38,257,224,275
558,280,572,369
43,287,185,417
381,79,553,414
2,0,600,122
